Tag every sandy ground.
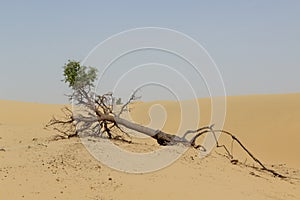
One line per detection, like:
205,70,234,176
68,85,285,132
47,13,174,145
0,94,299,199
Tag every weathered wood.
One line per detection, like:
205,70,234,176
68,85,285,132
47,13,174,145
47,88,286,179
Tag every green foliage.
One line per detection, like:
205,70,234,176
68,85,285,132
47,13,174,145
116,98,122,105
63,60,80,88
63,60,98,89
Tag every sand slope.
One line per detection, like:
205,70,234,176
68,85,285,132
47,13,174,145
129,93,300,168
0,94,299,199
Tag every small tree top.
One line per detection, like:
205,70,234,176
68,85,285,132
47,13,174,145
63,60,98,90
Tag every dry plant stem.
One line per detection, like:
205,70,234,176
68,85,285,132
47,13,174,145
117,90,140,117
209,127,233,159
184,126,286,178
213,130,286,178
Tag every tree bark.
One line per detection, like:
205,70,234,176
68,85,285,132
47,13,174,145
99,114,188,146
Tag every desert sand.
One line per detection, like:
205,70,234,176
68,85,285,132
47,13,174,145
0,93,299,199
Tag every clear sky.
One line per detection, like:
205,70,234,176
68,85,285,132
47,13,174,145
1,0,299,103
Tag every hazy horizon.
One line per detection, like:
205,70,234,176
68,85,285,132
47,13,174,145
1,92,300,105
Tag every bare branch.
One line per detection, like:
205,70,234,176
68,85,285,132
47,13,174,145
213,129,286,178
182,125,211,139
117,89,140,117
46,107,76,138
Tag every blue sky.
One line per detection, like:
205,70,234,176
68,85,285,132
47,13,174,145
1,0,299,103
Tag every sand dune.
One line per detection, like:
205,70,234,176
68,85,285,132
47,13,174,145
129,93,300,168
0,94,299,199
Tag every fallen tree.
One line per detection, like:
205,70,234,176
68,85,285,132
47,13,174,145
47,60,286,178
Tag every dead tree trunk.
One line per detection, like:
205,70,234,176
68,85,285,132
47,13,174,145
47,90,287,178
